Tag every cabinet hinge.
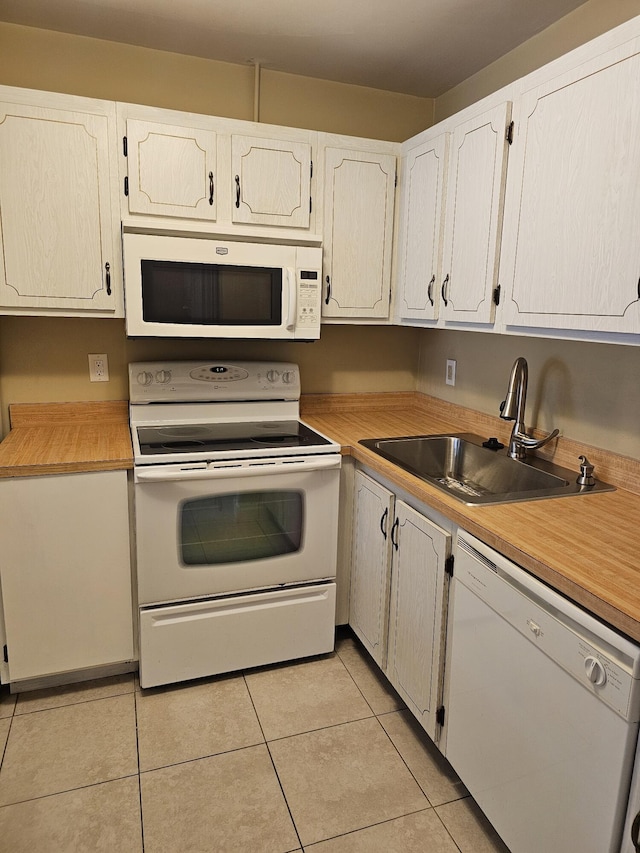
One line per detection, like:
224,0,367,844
436,705,446,726
124,176,129,197
3,645,7,664
493,284,501,306
123,135,128,157
445,554,454,577
506,121,514,145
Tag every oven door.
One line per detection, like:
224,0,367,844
134,455,341,605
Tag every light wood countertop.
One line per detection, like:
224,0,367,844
302,392,640,644
2,393,639,644
0,402,133,477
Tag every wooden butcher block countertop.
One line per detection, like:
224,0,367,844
302,392,640,644
0,402,133,477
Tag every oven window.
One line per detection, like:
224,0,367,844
141,260,282,325
180,491,303,565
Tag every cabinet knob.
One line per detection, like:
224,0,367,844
209,172,214,206
325,275,331,305
105,262,111,296
235,174,241,208
427,274,435,306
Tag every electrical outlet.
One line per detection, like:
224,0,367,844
88,353,109,382
446,358,457,386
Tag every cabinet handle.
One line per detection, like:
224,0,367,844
105,262,111,296
631,811,640,851
325,275,331,305
209,172,214,205
427,274,435,306
380,507,389,540
441,273,449,307
390,517,399,551
235,174,241,208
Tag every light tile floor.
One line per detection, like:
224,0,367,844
0,630,511,852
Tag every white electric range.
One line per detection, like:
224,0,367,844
129,360,341,688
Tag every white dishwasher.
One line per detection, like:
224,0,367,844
444,532,640,853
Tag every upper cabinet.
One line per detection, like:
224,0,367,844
396,133,449,323
395,102,511,328
119,105,316,234
320,137,397,321
231,134,311,229
501,40,640,336
0,89,122,316
439,101,511,326
125,119,217,220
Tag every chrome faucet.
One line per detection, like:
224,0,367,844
499,357,559,460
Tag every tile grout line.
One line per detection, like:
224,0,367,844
242,670,305,852
133,687,146,853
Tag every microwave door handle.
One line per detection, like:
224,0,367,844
284,268,296,331
135,456,341,482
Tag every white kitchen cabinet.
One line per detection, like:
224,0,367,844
349,469,452,741
0,470,134,685
231,134,312,229
0,90,122,316
321,141,397,320
385,500,450,741
439,101,511,326
396,133,449,323
120,106,316,232
501,40,640,336
124,118,217,220
349,471,394,666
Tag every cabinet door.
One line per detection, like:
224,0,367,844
397,134,449,322
322,147,396,319
231,134,311,228
349,471,394,667
502,43,640,334
0,102,119,313
440,101,511,325
386,500,450,741
0,471,134,682
125,119,217,220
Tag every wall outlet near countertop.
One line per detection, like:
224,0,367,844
88,353,109,382
446,358,456,386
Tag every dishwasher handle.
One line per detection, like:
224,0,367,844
135,455,341,482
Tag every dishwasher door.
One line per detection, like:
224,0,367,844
444,533,640,853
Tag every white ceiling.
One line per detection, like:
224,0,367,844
0,0,589,97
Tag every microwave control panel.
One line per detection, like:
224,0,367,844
297,270,320,329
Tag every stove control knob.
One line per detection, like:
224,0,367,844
282,371,296,384
584,656,607,687
137,371,154,386
155,370,172,384
266,369,280,383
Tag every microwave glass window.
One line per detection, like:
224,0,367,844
141,260,282,325
180,490,303,566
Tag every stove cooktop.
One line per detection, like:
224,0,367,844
136,420,333,456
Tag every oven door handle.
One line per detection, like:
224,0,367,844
135,455,341,482
284,267,297,331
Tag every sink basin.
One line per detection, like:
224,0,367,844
359,433,615,505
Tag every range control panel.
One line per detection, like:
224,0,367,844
129,361,301,403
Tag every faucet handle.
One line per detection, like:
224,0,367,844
577,455,596,487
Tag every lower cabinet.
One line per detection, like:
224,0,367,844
349,469,451,742
0,470,135,685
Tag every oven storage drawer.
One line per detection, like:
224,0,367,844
139,582,336,688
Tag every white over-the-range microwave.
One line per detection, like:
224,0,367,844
122,232,323,339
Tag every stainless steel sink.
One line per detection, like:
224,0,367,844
359,433,615,505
